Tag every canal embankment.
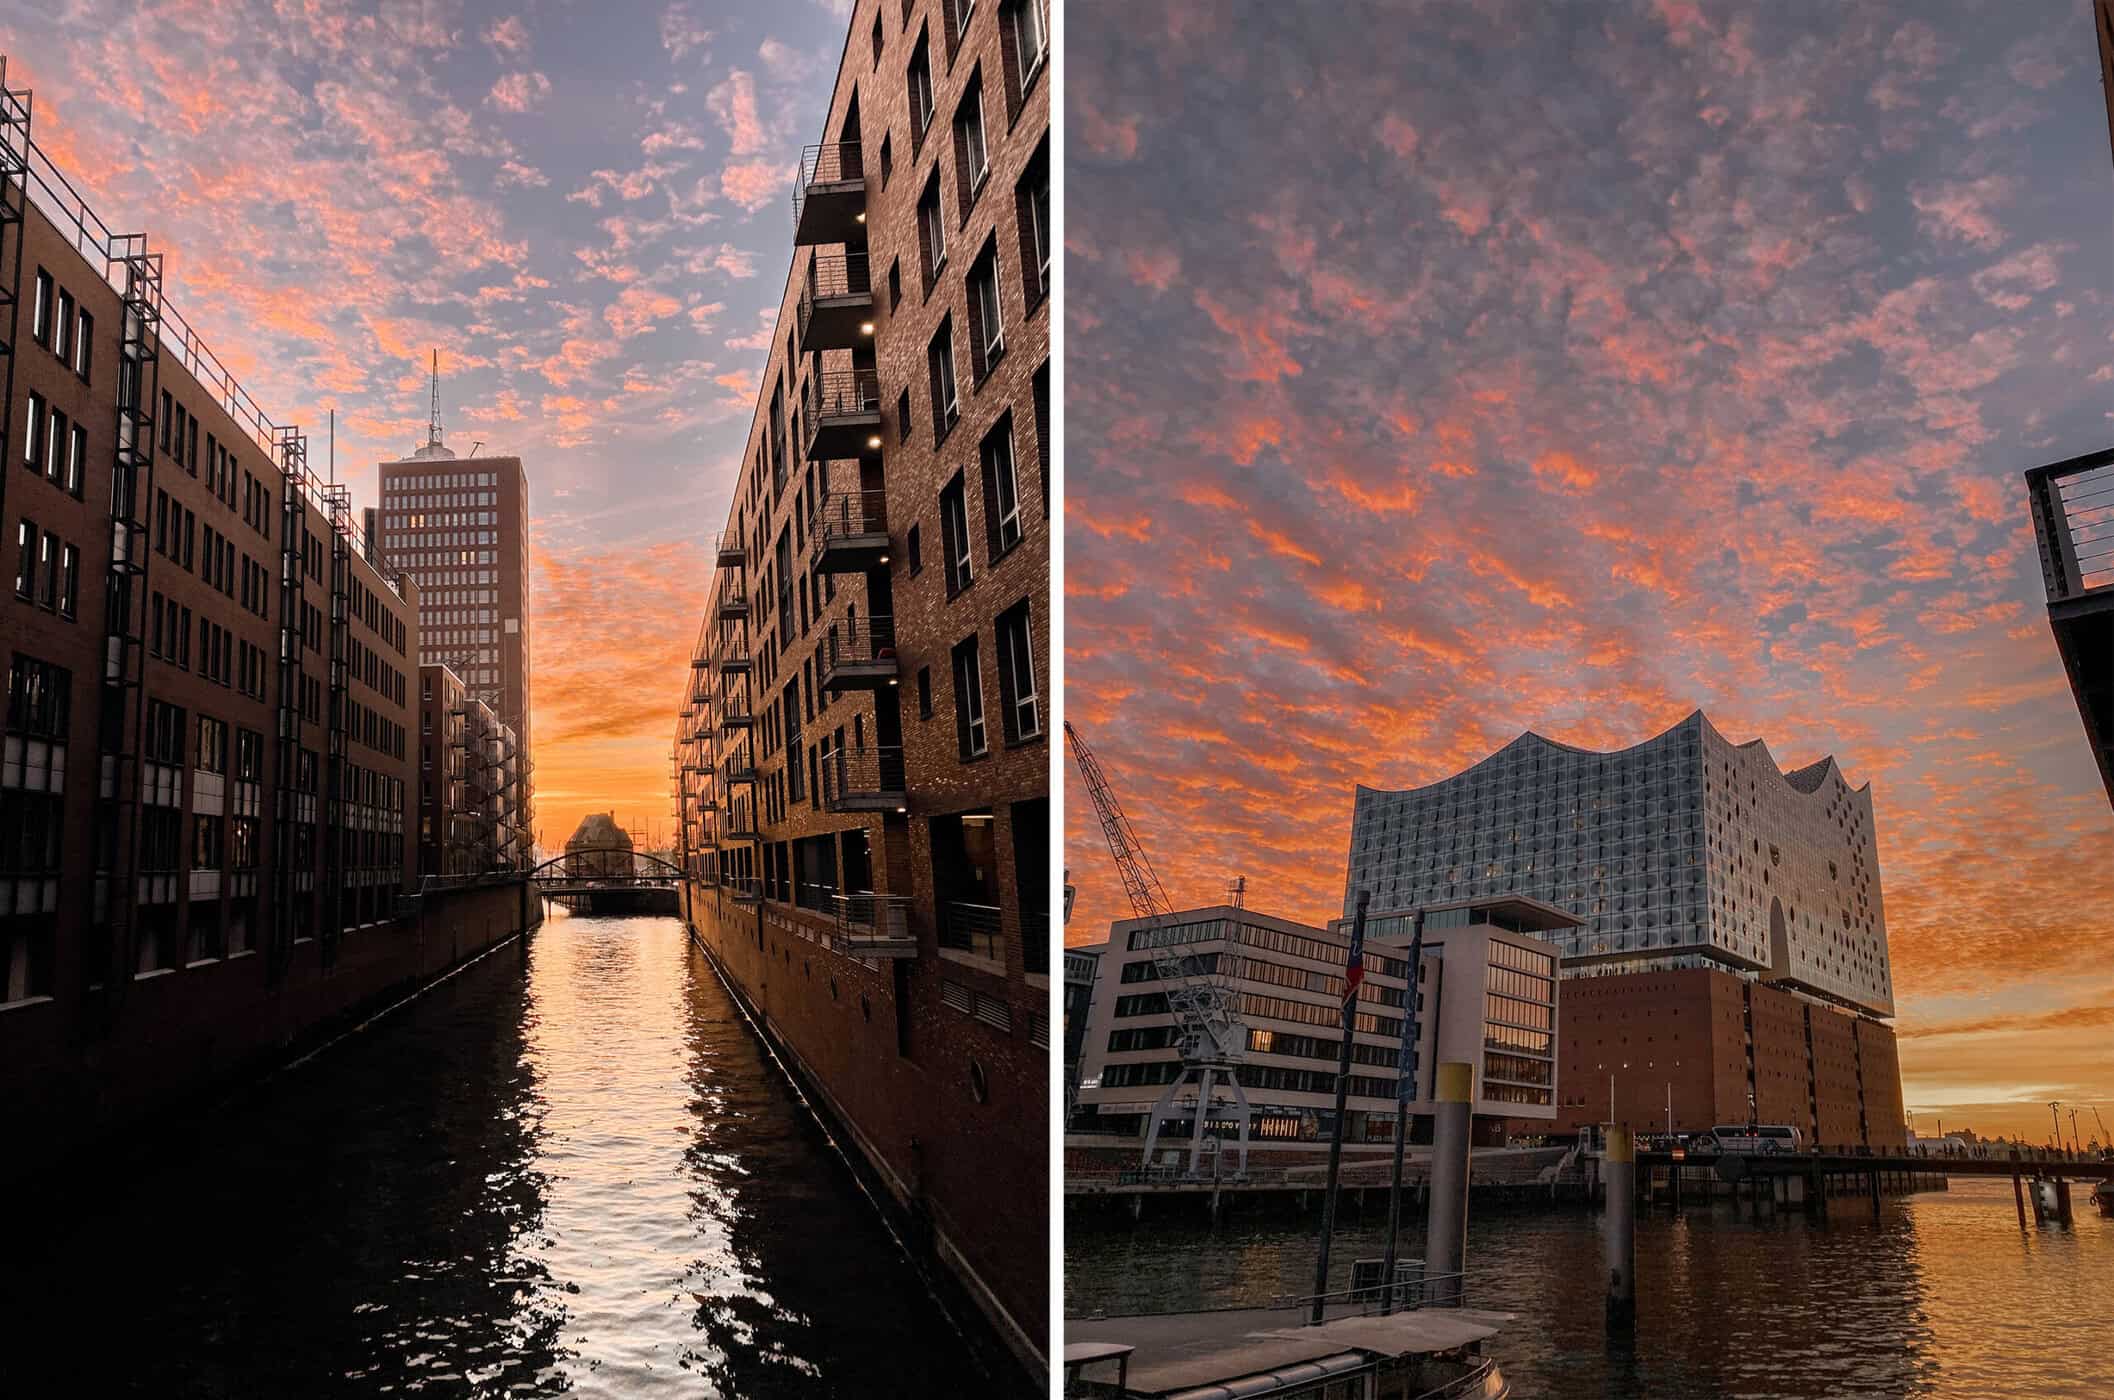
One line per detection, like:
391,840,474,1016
0,877,541,1186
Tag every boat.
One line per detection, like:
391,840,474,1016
1063,1303,1511,1399
2093,1178,2114,1217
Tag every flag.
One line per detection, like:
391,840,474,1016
1343,915,1365,1014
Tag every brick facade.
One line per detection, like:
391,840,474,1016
671,0,1050,1382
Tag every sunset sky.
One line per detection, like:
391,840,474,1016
0,0,857,853
1065,1,2114,1142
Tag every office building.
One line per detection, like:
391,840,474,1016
416,663,523,878
1348,712,1905,1146
376,423,533,842
1069,898,1564,1158
1063,943,1101,1104
670,0,1050,1380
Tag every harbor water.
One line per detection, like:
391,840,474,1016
3,910,996,1397
1066,1176,2114,1398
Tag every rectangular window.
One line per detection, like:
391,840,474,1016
44,407,65,484
14,519,35,599
928,316,959,438
22,392,43,471
996,599,1040,742
1034,359,1051,518
74,310,93,380
907,520,922,575
917,665,933,719
65,423,86,497
197,716,227,773
940,471,973,596
956,73,989,201
1008,0,1048,94
980,416,1022,558
952,635,987,759
37,531,57,610
917,174,946,290
908,32,934,143
53,290,73,363
146,700,186,765
1018,142,1051,304
30,268,51,345
57,543,77,619
968,240,1004,377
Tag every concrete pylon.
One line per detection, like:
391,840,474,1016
1605,1125,1636,1332
1424,1061,1473,1308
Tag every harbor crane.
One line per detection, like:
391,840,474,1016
1066,722,1253,1177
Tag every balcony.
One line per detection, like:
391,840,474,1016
715,530,745,569
715,579,749,621
818,615,899,691
717,642,752,677
718,700,754,732
726,874,762,904
798,252,875,354
832,893,919,958
721,745,757,786
2025,446,2114,809
793,141,865,246
939,901,1005,962
802,368,882,461
722,805,759,840
812,489,891,573
819,743,908,814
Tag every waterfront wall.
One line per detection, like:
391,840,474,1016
1,880,542,1183
684,883,1047,1383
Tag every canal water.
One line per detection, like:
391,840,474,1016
4,910,997,1397
1067,1177,2114,1398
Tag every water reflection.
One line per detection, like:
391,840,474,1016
1067,1178,2114,1398
5,911,989,1398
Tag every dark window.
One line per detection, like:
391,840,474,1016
1033,359,1050,518
917,172,946,292
967,238,1004,380
917,666,933,719
22,392,44,472
995,599,1040,742
74,309,93,381
1016,139,1050,306
896,386,912,443
30,268,51,345
13,519,34,598
907,521,922,575
951,634,987,759
940,471,973,597
1002,0,1048,116
928,316,959,440
908,32,934,147
953,70,989,220
879,130,893,187
871,11,884,67
979,414,1022,560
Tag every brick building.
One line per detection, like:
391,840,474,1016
376,437,533,843
416,662,523,878
670,0,1049,1381
1,72,444,1153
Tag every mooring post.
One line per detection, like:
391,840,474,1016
2055,1177,2073,1225
1868,1168,1881,1217
1605,1124,1636,1334
2011,1151,2027,1230
1424,1061,1473,1308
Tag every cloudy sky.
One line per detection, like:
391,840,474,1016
1065,1,2114,1141
0,0,856,852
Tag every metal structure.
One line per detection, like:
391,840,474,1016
527,848,683,897
0,59,29,574
1064,721,1251,1175
2024,446,2114,809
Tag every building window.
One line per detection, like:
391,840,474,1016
871,11,884,66
955,71,989,206
928,316,960,439
146,700,186,766
917,666,933,719
980,415,1023,559
996,600,1040,742
952,635,987,759
940,471,973,597
65,423,86,497
57,543,77,619
30,268,51,346
53,290,73,363
896,386,912,443
879,130,893,186
37,531,56,610
918,173,947,291
1017,141,1050,306
908,521,923,575
197,716,227,774
968,241,1004,380
908,32,934,146
1033,359,1050,518
22,392,43,472
1005,0,1048,101
14,519,34,599
73,310,92,381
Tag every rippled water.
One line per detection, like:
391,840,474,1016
5,911,995,1397
1067,1176,2114,1398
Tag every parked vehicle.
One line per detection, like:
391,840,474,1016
1707,1124,1803,1155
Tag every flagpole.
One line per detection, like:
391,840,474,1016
1380,906,1425,1315
1311,888,1370,1325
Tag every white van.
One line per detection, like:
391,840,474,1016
1709,1123,1802,1155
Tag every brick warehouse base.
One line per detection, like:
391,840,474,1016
1,880,543,1185
683,881,1046,1390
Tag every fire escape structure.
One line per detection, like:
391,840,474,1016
322,483,353,958
272,425,313,980
89,231,165,1010
1064,722,1253,1177
0,61,29,559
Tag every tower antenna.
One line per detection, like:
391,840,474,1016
427,349,443,452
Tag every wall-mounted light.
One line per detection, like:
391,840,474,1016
860,322,875,335
866,435,883,449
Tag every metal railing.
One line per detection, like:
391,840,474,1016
939,900,1004,961
819,743,907,807
833,893,917,950
720,744,756,784
804,367,882,424
2026,448,2114,600
812,488,889,548
824,614,898,671
715,576,749,614
805,250,871,303
793,141,864,227
725,874,762,902
714,529,745,564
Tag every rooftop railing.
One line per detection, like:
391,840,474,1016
2026,447,2114,601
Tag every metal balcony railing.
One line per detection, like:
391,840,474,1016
722,805,758,839
714,530,745,568
2027,448,2114,602
726,874,762,903
721,745,756,785
716,577,749,619
802,368,883,460
820,614,898,690
798,252,875,352
716,639,751,674
793,141,864,244
939,901,1004,962
833,893,919,957
819,743,908,812
811,488,891,571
